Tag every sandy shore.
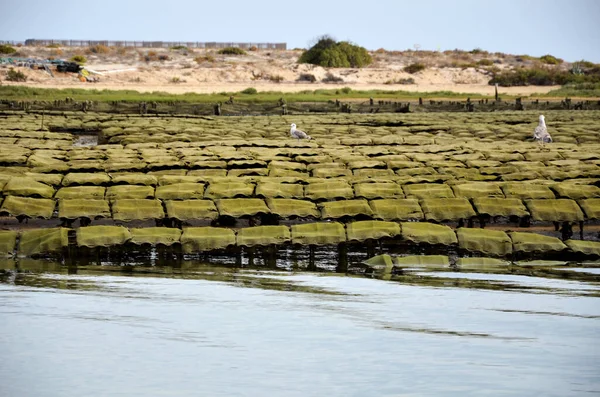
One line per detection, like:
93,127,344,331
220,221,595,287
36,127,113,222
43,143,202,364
0,47,564,96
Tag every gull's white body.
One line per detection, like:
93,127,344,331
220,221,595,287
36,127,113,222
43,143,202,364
533,115,552,146
290,123,311,140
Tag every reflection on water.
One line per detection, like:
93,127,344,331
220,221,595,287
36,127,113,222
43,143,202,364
1,258,599,396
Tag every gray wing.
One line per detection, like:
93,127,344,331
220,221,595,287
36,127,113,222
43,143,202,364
533,125,546,139
294,129,309,139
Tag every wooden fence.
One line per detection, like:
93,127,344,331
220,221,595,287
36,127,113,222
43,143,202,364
15,39,286,50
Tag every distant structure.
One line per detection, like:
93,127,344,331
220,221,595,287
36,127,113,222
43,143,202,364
21,39,286,50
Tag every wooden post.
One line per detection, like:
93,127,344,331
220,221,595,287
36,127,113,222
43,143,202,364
337,243,348,273
494,83,499,102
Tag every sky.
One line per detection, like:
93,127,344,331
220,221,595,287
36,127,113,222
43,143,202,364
2,0,599,62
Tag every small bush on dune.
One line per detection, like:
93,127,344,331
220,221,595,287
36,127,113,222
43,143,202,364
298,35,372,68
489,65,600,86
241,87,257,94
70,55,87,65
195,55,215,64
218,47,247,55
384,77,415,85
0,44,17,54
269,75,284,83
404,63,426,74
322,73,344,83
249,46,258,52
6,68,27,82
46,43,61,48
540,54,563,65
88,44,110,54
170,45,189,51
477,59,494,66
297,73,317,83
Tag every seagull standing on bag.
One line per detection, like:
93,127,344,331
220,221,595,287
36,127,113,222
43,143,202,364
290,123,312,140
533,115,552,148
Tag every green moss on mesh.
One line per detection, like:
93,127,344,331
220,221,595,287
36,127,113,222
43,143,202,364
236,225,291,247
130,227,182,246
255,182,304,199
420,198,476,222
400,222,457,246
155,183,205,200
58,199,110,219
346,220,401,241
509,231,567,253
3,177,55,198
579,198,600,219
62,172,111,186
553,183,600,200
525,199,585,222
502,183,555,199
291,222,346,245
216,198,270,217
319,199,373,219
304,181,354,200
452,183,504,198
204,181,255,199
354,182,403,199
19,228,69,256
77,226,131,248
368,199,423,221
0,196,55,218
165,200,218,220
112,199,165,221
394,255,450,267
55,186,106,200
0,230,17,256
472,198,529,217
403,184,454,199
265,198,319,218
181,227,236,252
106,185,155,200
455,257,511,269
457,228,512,256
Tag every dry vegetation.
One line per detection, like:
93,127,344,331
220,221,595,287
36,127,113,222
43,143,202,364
1,45,598,95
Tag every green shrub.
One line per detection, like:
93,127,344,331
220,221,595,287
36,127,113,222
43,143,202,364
404,63,426,74
574,60,596,68
384,77,415,85
539,54,563,65
470,48,487,54
489,65,600,86
340,87,352,94
298,36,372,68
70,55,87,65
297,73,317,83
241,87,257,94
46,43,61,48
170,45,189,51
477,59,494,66
322,73,344,83
88,44,110,54
6,68,27,82
218,47,247,55
0,44,17,54
195,55,215,63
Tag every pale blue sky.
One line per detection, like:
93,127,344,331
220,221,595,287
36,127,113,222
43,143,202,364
2,0,599,62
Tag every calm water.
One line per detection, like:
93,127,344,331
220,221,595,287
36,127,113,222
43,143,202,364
1,260,599,397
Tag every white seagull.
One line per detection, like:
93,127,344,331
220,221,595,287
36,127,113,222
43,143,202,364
290,123,312,140
533,115,552,147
